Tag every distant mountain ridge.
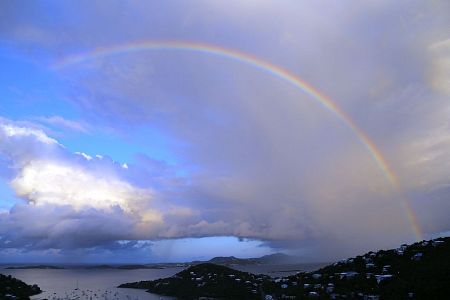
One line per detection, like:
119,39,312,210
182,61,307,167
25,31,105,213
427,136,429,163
86,264,164,270
201,253,296,266
0,253,298,270
5,265,64,270
90,252,299,269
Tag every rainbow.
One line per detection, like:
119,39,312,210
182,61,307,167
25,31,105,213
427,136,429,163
54,40,422,240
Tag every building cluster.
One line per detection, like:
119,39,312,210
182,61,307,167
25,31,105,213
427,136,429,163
180,269,268,296
261,238,445,299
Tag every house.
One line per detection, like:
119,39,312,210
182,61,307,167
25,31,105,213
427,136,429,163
412,253,423,261
432,240,444,247
326,283,335,293
312,273,322,279
309,291,319,297
375,274,393,284
265,295,274,300
364,295,380,300
339,271,358,279
366,263,375,268
281,284,288,289
396,249,404,255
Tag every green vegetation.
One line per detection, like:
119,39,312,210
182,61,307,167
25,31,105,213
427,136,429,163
0,274,42,299
119,263,269,299
120,237,450,299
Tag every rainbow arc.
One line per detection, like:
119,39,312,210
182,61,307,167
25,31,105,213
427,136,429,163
54,40,422,240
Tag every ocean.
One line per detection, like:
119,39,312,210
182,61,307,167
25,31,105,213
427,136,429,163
1,263,327,299
1,267,182,300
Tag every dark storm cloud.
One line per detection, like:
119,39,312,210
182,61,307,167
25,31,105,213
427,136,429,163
0,1,450,261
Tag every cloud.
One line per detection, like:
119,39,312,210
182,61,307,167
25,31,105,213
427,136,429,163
0,119,166,250
428,38,450,96
10,160,152,211
1,1,450,261
35,116,90,133
0,204,137,250
0,119,153,212
0,119,59,146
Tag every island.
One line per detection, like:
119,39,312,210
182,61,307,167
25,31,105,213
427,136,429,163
5,265,64,270
86,264,165,270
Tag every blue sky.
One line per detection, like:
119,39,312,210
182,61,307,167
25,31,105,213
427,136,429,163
0,44,179,165
0,0,450,263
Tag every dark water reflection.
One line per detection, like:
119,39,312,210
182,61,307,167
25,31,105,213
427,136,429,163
1,267,182,299
1,263,328,299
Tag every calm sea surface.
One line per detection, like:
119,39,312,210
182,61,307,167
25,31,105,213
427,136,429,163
1,267,183,300
1,263,328,300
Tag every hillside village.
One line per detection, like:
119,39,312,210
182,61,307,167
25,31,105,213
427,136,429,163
120,237,450,299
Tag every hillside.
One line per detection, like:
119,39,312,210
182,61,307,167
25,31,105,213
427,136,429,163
119,263,270,299
0,274,42,299
266,237,450,299
119,237,450,299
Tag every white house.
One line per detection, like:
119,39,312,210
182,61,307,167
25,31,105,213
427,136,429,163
364,295,380,300
412,253,423,261
375,274,393,284
432,240,444,247
339,271,358,279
